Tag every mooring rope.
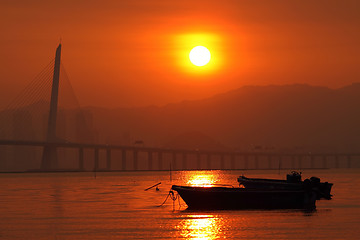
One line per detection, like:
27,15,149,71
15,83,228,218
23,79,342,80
158,189,181,209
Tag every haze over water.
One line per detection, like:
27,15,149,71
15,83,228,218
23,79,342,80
1,1,359,239
1,169,359,239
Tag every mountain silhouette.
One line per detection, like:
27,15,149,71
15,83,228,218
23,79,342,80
88,83,360,153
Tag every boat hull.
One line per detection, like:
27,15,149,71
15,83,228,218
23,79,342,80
171,185,316,210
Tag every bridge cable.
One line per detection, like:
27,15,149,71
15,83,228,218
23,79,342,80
0,59,55,140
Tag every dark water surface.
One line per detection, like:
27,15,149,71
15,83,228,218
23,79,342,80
0,169,359,239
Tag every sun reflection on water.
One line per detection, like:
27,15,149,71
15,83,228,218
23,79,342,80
177,215,223,239
186,173,217,187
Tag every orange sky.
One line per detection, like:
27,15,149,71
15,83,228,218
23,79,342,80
0,0,359,108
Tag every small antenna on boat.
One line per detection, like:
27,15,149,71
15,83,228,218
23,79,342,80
170,161,172,183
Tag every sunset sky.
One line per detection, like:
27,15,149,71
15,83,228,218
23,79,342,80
0,0,359,108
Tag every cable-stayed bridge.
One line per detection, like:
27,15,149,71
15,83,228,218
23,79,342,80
0,45,358,172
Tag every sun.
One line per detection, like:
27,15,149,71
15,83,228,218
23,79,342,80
189,46,211,66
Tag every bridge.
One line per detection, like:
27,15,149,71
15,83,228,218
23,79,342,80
0,44,358,172
0,138,358,171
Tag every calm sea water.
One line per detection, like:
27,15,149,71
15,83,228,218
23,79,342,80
0,169,359,239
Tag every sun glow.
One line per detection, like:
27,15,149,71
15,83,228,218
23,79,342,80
174,33,223,74
189,46,211,66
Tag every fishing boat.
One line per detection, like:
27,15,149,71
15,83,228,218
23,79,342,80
237,171,333,200
171,185,317,210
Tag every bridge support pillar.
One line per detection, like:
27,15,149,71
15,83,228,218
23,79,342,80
322,155,327,169
94,148,99,171
158,152,163,170
106,149,111,170
347,155,351,168
41,44,62,171
121,149,126,170
231,154,235,169
278,156,282,170
266,155,271,169
42,145,58,170
148,151,153,170
79,147,84,171
291,155,296,169
244,155,249,169
133,150,138,170
254,155,259,169
172,152,177,170
220,154,225,170
196,153,201,170
207,154,211,169
310,155,315,168
335,155,339,168
182,152,187,170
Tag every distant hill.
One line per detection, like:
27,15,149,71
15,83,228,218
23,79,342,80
87,83,360,153
2,83,360,171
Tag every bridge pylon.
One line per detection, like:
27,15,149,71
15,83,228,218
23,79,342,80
41,44,61,170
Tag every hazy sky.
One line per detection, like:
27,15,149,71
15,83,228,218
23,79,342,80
1,0,359,108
